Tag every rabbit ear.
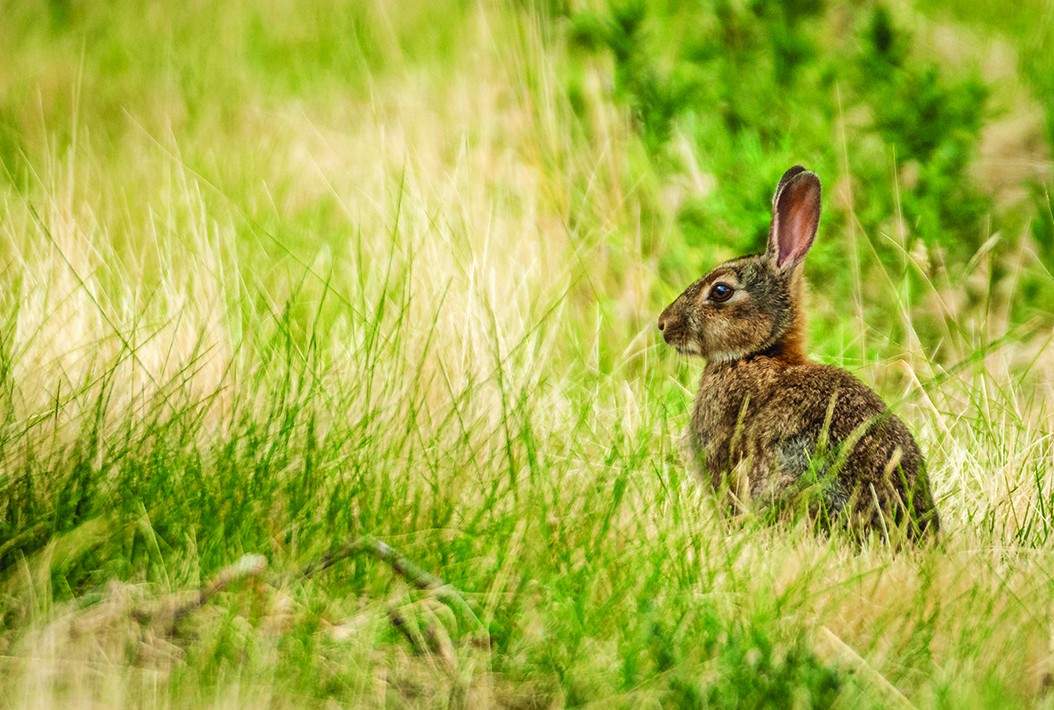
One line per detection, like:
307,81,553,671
767,168,821,271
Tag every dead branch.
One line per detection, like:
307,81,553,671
133,554,268,632
302,536,484,637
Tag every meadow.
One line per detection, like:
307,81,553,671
1,0,1053,706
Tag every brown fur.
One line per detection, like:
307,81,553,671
658,167,939,540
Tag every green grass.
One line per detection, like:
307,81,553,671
1,0,1054,707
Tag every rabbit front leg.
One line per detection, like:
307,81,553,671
680,425,707,481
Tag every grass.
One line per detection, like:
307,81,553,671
1,0,1054,707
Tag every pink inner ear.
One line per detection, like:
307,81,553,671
776,178,821,269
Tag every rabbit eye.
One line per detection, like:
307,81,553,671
709,283,734,302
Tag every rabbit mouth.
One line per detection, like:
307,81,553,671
670,340,703,357
660,323,703,357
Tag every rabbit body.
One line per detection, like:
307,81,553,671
659,166,939,538
690,352,934,535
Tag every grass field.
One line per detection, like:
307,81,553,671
1,0,1054,707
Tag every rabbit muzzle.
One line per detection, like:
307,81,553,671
657,308,700,355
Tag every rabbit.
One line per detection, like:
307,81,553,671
658,165,939,540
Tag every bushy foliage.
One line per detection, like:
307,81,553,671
567,2,992,246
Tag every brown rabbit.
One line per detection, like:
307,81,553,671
658,166,939,540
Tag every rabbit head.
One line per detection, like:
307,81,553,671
657,166,822,363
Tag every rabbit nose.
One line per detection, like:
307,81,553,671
658,314,678,343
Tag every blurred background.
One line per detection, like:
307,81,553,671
2,0,1052,371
